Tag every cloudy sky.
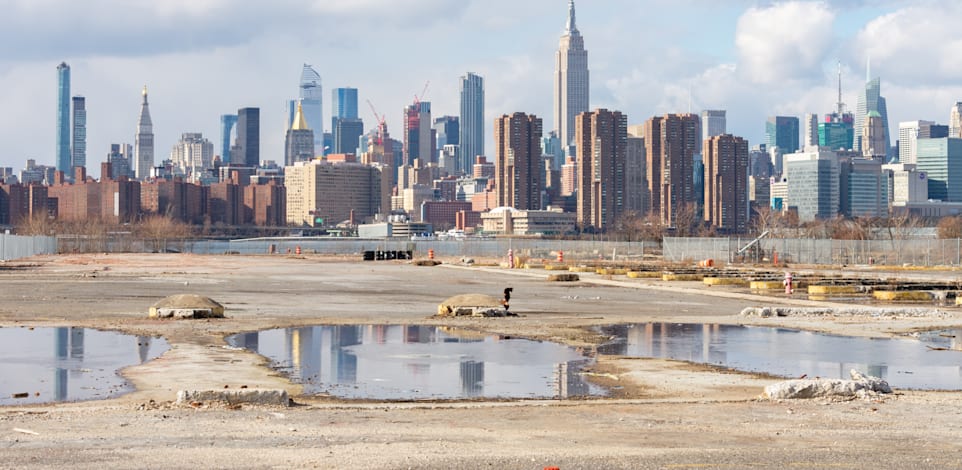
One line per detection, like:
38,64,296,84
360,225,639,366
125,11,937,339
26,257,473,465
2,0,961,177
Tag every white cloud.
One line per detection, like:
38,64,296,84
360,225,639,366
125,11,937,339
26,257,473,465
734,1,835,85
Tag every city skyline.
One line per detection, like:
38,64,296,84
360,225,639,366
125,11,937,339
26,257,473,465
3,1,962,177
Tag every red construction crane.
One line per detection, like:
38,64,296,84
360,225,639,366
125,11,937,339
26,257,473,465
366,99,386,146
413,80,430,107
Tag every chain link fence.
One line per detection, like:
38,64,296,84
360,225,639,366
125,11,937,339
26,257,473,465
663,237,962,267
0,233,58,261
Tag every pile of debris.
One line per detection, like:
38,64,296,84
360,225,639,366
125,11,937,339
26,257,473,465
764,369,892,400
436,293,516,317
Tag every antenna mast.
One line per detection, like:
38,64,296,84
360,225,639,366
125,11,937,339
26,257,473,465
836,61,844,115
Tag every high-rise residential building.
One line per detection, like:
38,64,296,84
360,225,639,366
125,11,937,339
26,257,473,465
403,101,434,166
288,64,323,150
861,111,887,158
494,112,543,210
854,61,891,160
574,109,627,231
703,134,749,234
459,72,484,173
917,137,962,202
626,136,646,214
285,102,315,166
553,0,589,153
71,96,86,171
803,113,819,149
56,62,71,175
785,148,840,221
234,107,260,167
765,116,800,155
701,110,726,142
170,133,214,181
644,114,700,226
950,102,962,138
133,86,154,181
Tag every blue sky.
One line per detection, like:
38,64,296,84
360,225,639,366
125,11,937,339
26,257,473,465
1,0,960,177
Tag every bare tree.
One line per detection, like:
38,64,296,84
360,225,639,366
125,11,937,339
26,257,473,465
937,216,962,239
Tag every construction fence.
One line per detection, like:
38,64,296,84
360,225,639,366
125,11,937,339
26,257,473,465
662,237,962,267
0,233,58,261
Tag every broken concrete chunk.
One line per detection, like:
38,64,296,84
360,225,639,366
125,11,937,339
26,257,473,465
149,294,225,319
764,369,892,400
176,389,290,407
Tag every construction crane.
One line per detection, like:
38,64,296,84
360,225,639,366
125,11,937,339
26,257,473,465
366,99,386,146
412,80,430,108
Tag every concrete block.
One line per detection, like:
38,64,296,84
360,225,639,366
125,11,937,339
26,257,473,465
176,389,290,406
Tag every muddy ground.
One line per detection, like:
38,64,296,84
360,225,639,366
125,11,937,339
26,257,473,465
1,253,962,469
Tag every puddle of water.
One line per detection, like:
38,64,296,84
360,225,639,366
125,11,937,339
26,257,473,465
0,327,169,405
597,323,962,390
227,325,604,400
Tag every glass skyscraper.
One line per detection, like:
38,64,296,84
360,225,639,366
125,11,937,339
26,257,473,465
854,61,891,160
331,87,362,154
56,62,71,175
71,96,86,171
459,72,484,176
332,88,358,122
220,114,238,163
765,116,800,154
288,64,323,151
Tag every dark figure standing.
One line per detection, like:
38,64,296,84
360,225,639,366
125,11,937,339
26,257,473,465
502,288,513,311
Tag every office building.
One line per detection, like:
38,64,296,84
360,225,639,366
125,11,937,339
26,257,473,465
333,118,363,155
71,96,86,171
133,86,154,180
765,116,799,155
107,144,133,180
785,148,840,221
234,107,260,167
285,102,315,166
574,108,627,231
853,62,891,159
839,156,887,218
701,110,726,141
703,134,749,234
494,113,543,210
288,64,323,150
916,137,962,202
861,111,887,158
950,102,962,138
803,113,819,149
170,133,214,181
553,0,589,153
285,159,384,227
644,114,699,226
459,72,484,173
220,114,238,162
819,119,855,152
56,62,71,176
331,87,358,122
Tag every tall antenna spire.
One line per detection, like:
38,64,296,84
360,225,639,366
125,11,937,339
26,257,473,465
566,0,578,34
836,61,844,115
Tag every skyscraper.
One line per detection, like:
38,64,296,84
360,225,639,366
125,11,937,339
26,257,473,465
803,113,819,149
234,107,260,167
701,110,726,141
574,109,628,231
71,96,86,171
703,134,749,234
459,72,484,174
220,114,238,162
494,113,543,210
133,86,154,181
403,101,433,165
950,102,962,138
861,111,886,158
285,102,315,166
331,88,358,123
765,116,800,155
854,60,891,160
170,133,214,181
645,114,700,226
332,117,363,155
553,0,589,153
785,148,840,221
288,64,323,150
56,62,71,175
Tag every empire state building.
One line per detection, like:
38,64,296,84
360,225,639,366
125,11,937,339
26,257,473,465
554,0,589,154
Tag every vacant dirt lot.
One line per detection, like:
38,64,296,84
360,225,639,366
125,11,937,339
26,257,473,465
1,253,962,469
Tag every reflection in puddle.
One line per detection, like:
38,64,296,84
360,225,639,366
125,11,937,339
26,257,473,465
227,325,603,400
0,327,169,405
597,323,962,390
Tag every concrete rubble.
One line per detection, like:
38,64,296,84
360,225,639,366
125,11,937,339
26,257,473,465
437,293,514,317
764,369,893,400
149,294,225,319
740,306,946,318
176,389,290,407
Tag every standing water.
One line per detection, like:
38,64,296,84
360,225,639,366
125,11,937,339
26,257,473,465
0,327,169,405
227,325,604,400
597,323,962,390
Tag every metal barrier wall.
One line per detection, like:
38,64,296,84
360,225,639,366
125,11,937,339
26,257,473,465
0,234,58,261
663,237,962,267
